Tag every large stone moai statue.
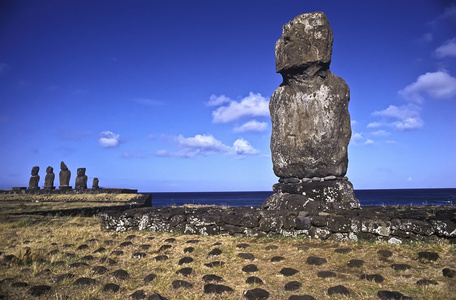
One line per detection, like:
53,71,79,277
44,166,55,190
28,166,40,191
75,168,88,190
92,177,99,190
59,161,72,189
263,12,359,211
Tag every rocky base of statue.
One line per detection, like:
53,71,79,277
59,186,73,191
262,179,360,212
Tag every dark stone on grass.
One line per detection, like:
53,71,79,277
246,276,264,284
111,250,124,256
51,260,65,266
208,248,222,256
213,242,222,246
147,293,166,300
347,259,364,268
284,281,302,291
103,283,120,293
184,247,194,253
203,274,224,283
377,290,412,300
126,235,137,240
335,248,351,254
391,264,411,271
179,256,194,265
318,271,336,278
328,285,350,296
417,251,439,261
443,268,456,278
76,244,89,250
154,255,168,261
242,264,259,273
3,254,18,263
205,261,225,268
21,268,32,274
91,266,108,275
204,283,234,294
11,281,28,287
93,247,106,253
280,268,299,276
119,241,133,247
64,252,76,258
139,244,151,250
147,236,155,240
186,239,200,244
69,262,89,269
265,245,278,250
307,256,327,265
144,273,157,283
238,253,255,260
271,256,285,262
100,257,117,265
112,269,129,280
130,290,147,299
243,288,270,299
81,255,94,261
172,280,193,289
159,245,172,251
176,267,193,276
53,273,74,283
132,252,147,259
378,250,393,258
73,277,96,286
289,295,316,300
48,249,59,255
416,278,438,285
34,269,50,277
164,238,176,243
237,243,250,249
360,274,384,283
28,285,51,296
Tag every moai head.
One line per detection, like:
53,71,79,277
31,166,39,176
77,168,86,176
60,161,68,171
46,166,53,173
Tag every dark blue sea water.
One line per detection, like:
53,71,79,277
146,189,456,207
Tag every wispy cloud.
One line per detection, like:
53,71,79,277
435,37,456,58
211,92,269,123
398,71,456,103
233,120,268,133
99,131,120,148
372,104,423,131
156,134,259,158
206,94,231,107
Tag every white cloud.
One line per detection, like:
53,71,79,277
233,138,258,155
207,94,231,106
366,122,382,129
371,130,390,137
234,120,268,133
435,37,456,58
351,120,358,126
398,71,456,103
372,104,423,131
351,132,364,141
99,131,120,148
364,139,374,145
211,92,269,123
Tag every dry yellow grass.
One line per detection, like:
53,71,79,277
1,213,455,299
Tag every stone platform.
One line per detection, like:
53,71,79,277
99,204,456,244
1,187,138,195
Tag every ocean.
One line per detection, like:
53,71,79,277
146,188,456,207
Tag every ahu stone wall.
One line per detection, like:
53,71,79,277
99,205,456,244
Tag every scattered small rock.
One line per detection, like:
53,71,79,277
144,273,157,283
335,248,351,254
102,283,120,293
91,266,108,275
48,249,59,255
443,268,456,278
347,259,364,268
159,245,172,252
377,290,412,300
130,290,147,299
360,274,384,283
328,285,350,296
265,245,278,250
34,269,50,277
178,256,194,265
202,274,224,283
164,238,176,243
119,241,133,248
93,247,106,253
76,244,89,250
246,276,263,284
53,273,74,283
204,261,225,268
153,255,168,261
391,264,411,271
68,262,89,269
238,253,255,260
139,244,151,250
100,257,117,265
318,271,336,278
73,277,96,286
171,280,193,289
271,256,285,262
280,268,299,276
288,295,316,300
112,269,129,280
176,267,193,276
147,293,166,300
243,288,270,300
11,281,28,287
111,250,124,256
284,281,302,291
81,255,94,261
416,278,438,285
204,283,234,294
125,235,136,240
184,247,194,253
377,250,393,258
417,251,439,261
307,256,327,265
186,239,200,244
28,285,51,296
208,248,222,256
242,264,259,273
132,252,146,259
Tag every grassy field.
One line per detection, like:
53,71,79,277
0,212,455,299
0,193,141,215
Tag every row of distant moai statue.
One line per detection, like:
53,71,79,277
28,161,99,191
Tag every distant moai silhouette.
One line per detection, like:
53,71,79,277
59,161,72,189
44,166,55,189
92,177,99,189
75,168,88,189
28,166,40,190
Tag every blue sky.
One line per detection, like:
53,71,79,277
1,0,455,192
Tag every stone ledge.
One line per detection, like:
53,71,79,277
99,205,456,243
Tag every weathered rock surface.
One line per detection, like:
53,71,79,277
28,166,40,190
59,161,71,188
44,166,55,189
75,168,88,189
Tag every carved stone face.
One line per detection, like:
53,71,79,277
77,168,86,176
46,166,53,173
31,166,39,176
60,161,68,170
